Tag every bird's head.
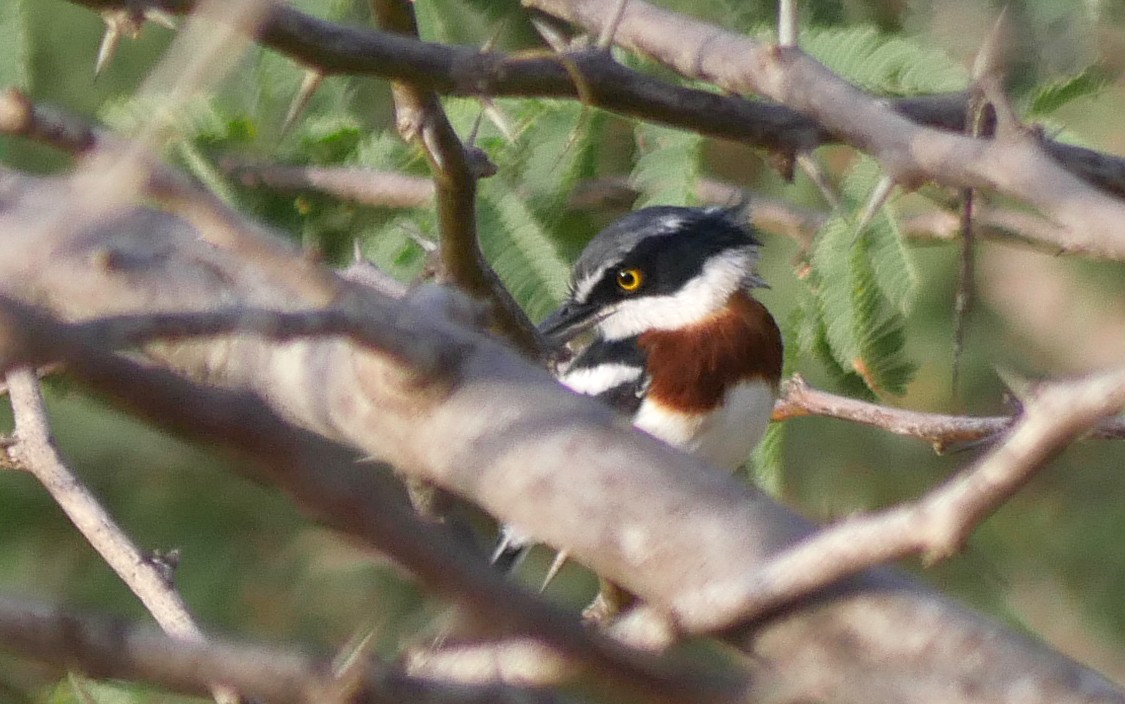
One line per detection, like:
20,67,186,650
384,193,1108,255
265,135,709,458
539,206,765,344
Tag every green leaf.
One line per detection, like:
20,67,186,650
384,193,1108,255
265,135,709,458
631,123,702,207
801,25,968,95
1026,66,1112,117
750,421,786,496
356,212,430,282
296,115,364,164
807,157,917,397
0,0,30,90
840,157,916,313
520,102,604,218
477,179,570,321
810,215,862,364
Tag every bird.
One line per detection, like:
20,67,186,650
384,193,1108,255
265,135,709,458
493,205,783,600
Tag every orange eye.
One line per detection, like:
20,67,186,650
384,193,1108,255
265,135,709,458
616,268,644,292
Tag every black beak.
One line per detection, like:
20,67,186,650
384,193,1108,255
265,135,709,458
538,299,600,345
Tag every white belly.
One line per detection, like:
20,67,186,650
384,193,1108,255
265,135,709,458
632,379,775,471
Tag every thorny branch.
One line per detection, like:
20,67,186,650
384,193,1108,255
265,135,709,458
0,295,733,703
369,0,543,358
528,0,1125,260
4,369,240,704
62,0,1125,212
773,374,1125,448
685,365,1125,632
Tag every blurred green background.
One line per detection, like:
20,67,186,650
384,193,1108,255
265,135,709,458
1,0,1124,700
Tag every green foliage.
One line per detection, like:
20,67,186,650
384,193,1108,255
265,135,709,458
478,179,569,321
40,675,190,704
800,25,967,95
1026,66,1112,118
750,421,786,496
0,0,30,91
631,123,703,208
803,157,917,398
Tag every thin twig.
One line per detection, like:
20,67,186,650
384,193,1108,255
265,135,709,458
679,365,1125,632
527,0,1125,260
772,374,1125,446
5,368,239,704
223,159,435,208
0,595,564,704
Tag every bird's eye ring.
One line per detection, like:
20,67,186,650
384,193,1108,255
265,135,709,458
616,268,644,292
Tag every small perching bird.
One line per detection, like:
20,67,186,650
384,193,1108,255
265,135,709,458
493,205,783,595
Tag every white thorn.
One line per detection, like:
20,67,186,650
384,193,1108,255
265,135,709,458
597,0,631,51
855,174,897,240
778,0,798,48
796,152,841,210
481,98,517,143
281,69,324,136
539,550,569,592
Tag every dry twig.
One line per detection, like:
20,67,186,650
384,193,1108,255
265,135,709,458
682,365,1125,632
0,595,564,704
4,369,239,704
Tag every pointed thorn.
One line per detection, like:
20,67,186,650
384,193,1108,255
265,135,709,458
529,16,571,53
597,0,631,51
480,98,517,144
972,6,1010,83
539,550,569,592
143,8,179,30
95,26,122,78
796,152,841,210
490,533,514,565
281,69,324,137
854,174,896,242
778,0,798,48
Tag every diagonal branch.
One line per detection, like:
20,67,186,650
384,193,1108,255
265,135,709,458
773,374,1125,447
0,296,733,704
682,365,1125,632
4,369,239,704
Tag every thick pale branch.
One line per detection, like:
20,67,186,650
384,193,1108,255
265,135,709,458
0,172,1119,703
0,295,728,703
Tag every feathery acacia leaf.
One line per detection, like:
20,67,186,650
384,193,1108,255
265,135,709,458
631,123,703,208
806,157,917,398
1026,66,1112,117
801,25,967,95
478,180,570,321
0,0,31,91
